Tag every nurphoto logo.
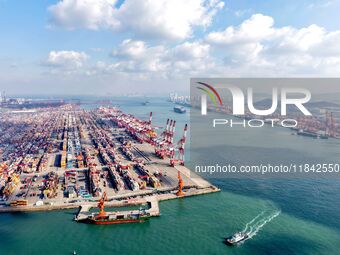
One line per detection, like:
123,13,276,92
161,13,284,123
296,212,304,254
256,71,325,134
196,82,312,128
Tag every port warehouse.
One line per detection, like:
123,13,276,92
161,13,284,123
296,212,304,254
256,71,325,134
0,105,217,212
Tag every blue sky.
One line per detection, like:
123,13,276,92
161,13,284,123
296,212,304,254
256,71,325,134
0,0,340,96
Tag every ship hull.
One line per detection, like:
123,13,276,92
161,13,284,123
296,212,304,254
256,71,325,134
297,131,329,139
174,107,186,114
90,219,148,225
78,216,150,225
224,235,249,246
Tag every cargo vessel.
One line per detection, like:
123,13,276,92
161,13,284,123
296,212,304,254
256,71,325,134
174,106,186,114
297,129,328,139
78,208,151,224
76,192,151,224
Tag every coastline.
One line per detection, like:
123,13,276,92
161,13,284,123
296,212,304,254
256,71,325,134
0,184,220,213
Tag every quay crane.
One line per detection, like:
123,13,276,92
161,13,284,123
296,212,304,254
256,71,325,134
325,111,337,137
142,112,157,144
155,119,176,159
176,171,184,196
96,191,108,218
109,110,157,144
295,109,339,138
170,124,187,167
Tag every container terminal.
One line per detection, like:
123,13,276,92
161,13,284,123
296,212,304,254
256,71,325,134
0,104,219,220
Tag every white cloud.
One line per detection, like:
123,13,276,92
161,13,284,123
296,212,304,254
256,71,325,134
116,0,224,40
45,50,88,70
45,12,340,80
307,0,336,9
96,39,214,78
207,14,275,45
168,42,215,77
206,13,340,75
111,39,164,60
234,8,252,17
171,41,210,60
110,39,168,73
48,0,224,40
48,0,119,30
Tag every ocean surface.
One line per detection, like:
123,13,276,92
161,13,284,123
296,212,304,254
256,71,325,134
1,97,340,255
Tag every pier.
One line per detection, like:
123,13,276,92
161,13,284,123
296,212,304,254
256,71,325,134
74,196,161,222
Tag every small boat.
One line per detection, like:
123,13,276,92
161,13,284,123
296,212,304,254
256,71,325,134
142,96,150,106
224,232,249,245
174,106,186,114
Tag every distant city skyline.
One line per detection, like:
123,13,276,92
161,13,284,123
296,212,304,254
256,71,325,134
1,0,340,96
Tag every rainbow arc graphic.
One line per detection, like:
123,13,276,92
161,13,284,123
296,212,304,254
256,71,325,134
196,82,223,107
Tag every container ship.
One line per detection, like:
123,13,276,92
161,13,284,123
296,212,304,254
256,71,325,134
174,106,186,114
297,129,328,139
77,192,151,224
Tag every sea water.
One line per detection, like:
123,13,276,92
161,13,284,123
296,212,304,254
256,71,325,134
1,97,340,255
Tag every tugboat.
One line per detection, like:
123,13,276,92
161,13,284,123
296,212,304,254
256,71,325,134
77,192,151,224
224,232,249,245
174,106,186,114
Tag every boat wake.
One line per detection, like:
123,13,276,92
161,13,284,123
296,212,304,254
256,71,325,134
242,210,281,239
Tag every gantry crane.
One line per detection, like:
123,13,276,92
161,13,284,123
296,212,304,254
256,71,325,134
170,124,187,167
97,192,108,218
